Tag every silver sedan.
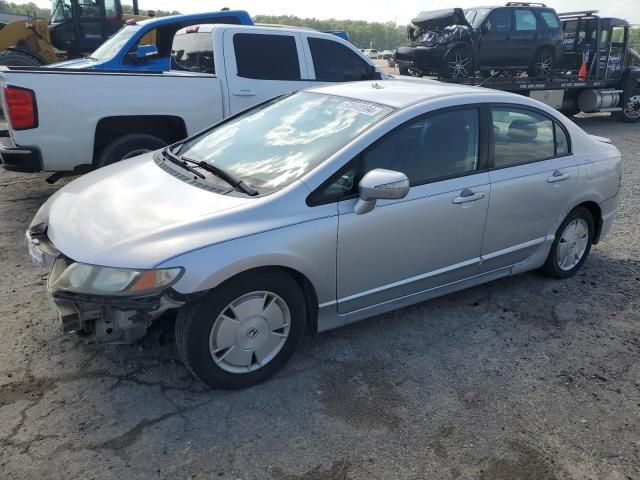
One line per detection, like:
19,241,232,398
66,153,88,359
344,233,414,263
27,79,622,388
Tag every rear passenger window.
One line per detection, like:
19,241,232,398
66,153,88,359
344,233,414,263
540,11,560,29
171,32,215,74
233,33,300,80
515,10,537,31
491,107,569,167
308,37,376,82
362,109,479,185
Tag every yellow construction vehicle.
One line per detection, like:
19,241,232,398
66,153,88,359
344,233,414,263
0,0,146,66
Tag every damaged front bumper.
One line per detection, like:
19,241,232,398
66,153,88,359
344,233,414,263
26,230,189,344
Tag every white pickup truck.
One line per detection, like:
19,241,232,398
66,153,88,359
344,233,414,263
0,24,385,175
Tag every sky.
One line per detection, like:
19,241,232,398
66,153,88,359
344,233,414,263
35,0,640,24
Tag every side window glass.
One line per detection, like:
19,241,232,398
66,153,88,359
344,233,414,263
362,109,479,185
308,37,374,82
491,107,556,167
485,10,512,33
540,11,560,29
103,0,117,19
554,122,569,155
171,32,215,74
515,10,537,31
234,33,300,81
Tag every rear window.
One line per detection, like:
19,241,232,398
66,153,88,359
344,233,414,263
515,9,537,31
233,33,301,81
540,11,560,29
171,32,214,74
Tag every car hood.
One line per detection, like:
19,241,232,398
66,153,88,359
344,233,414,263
410,8,471,30
38,153,257,268
49,58,97,69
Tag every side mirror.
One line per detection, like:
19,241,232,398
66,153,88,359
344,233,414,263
133,44,158,61
354,168,410,215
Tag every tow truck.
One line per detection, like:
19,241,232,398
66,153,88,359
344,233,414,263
409,9,640,123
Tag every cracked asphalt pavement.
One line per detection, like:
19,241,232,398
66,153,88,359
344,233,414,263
1,115,639,480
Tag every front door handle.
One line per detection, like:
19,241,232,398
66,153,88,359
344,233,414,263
547,170,571,183
453,188,486,204
232,89,256,97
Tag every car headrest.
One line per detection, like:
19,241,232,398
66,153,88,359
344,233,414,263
508,119,538,140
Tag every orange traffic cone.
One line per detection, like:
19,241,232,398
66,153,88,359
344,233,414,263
578,50,589,79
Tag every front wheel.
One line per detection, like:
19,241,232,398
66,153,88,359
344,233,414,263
442,47,473,79
541,207,594,278
175,270,307,389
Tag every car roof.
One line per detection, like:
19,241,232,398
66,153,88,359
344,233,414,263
175,23,340,35
134,10,251,27
308,78,514,109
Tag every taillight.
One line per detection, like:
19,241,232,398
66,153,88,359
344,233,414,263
4,85,37,130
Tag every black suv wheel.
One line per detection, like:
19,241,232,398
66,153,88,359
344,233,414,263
528,49,555,78
442,46,473,79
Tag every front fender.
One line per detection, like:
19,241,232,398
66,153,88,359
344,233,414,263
157,215,338,306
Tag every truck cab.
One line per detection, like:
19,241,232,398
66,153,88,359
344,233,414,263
52,10,253,71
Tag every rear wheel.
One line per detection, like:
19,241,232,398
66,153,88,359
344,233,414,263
175,270,307,389
528,49,554,78
442,46,473,78
613,94,640,123
0,50,45,66
96,133,167,168
541,207,594,278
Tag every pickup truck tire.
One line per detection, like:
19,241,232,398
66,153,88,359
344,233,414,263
0,50,45,66
96,134,167,168
175,270,306,389
613,94,640,123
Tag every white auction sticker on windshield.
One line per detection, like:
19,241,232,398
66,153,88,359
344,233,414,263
337,100,383,116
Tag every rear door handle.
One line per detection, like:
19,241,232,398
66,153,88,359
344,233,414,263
547,170,571,183
453,189,486,204
232,89,256,97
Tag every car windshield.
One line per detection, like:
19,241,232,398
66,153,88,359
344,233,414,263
90,25,141,61
175,92,393,191
464,8,492,28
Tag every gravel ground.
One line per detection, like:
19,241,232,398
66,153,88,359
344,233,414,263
0,114,639,480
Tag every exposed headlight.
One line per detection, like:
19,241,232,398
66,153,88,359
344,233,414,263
50,263,184,296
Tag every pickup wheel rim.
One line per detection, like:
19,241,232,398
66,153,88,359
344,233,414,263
209,291,291,374
535,53,553,77
556,218,589,271
121,148,151,160
623,95,640,119
448,50,471,78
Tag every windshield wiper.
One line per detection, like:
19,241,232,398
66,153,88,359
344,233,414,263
161,148,205,179
181,156,258,196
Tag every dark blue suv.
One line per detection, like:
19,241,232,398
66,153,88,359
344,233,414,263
394,2,563,78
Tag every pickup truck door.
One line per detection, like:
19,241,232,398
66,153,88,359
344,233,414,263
223,29,311,114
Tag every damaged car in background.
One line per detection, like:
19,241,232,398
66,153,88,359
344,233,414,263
394,4,564,78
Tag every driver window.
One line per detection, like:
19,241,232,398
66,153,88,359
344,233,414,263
485,9,512,33
362,109,479,185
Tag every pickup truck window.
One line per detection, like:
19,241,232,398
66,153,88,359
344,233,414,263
175,92,392,191
91,25,140,61
233,33,301,81
308,37,372,82
172,32,215,74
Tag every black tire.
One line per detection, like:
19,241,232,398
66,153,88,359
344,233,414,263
612,94,640,123
175,270,306,389
398,66,409,75
527,48,555,78
96,133,167,168
441,46,473,79
0,50,45,66
541,207,594,279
